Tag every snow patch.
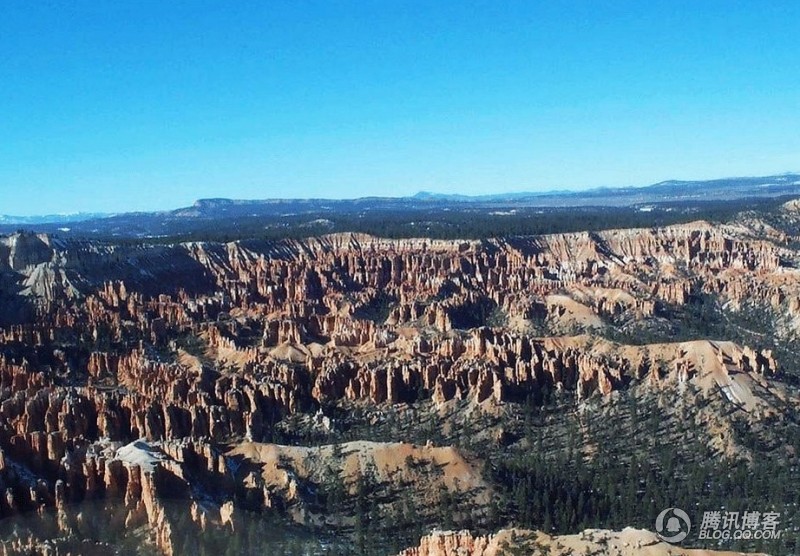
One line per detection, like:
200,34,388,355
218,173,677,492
115,439,167,472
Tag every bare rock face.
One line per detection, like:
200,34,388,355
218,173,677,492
0,220,797,553
397,530,492,556
396,528,768,556
3,233,54,271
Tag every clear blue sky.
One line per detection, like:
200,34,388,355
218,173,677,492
1,1,799,215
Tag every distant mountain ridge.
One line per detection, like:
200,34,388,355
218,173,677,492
3,173,799,225
173,172,800,216
0,212,110,226
2,173,799,239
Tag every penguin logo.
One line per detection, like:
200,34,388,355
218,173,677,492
655,507,691,543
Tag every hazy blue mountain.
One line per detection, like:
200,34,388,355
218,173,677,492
3,173,799,239
0,212,109,226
